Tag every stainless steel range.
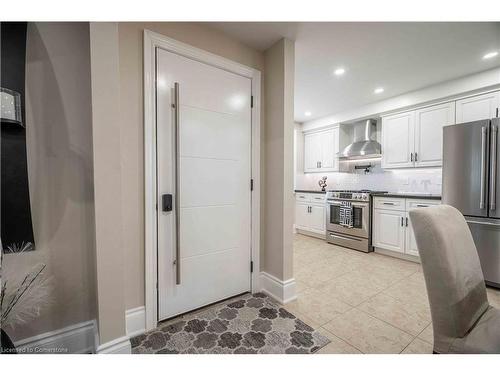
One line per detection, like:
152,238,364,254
325,190,386,253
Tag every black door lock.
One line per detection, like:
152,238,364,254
162,194,173,212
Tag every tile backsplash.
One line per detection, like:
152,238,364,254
295,162,442,194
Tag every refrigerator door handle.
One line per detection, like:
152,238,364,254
490,125,498,211
480,126,487,210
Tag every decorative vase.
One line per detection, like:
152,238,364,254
1,328,17,354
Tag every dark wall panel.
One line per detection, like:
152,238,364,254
1,22,35,251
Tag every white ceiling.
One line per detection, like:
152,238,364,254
206,22,500,122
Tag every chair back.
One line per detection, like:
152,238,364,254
409,205,489,353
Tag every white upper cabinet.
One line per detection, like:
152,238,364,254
381,111,415,169
303,126,339,173
304,132,321,172
456,91,500,123
382,101,455,169
414,102,455,167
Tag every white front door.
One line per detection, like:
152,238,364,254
156,48,252,320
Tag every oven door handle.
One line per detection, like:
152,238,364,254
327,201,368,208
351,203,368,208
327,201,341,205
328,233,363,242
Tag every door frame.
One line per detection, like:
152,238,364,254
143,30,261,331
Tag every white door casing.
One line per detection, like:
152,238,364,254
144,31,261,330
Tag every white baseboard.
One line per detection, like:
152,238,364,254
260,272,297,304
13,320,96,354
296,228,326,240
96,335,131,354
126,306,146,337
374,247,421,264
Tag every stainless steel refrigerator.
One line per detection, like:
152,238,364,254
443,117,500,287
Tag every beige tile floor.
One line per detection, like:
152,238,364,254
284,233,500,354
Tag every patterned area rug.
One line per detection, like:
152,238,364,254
131,293,330,354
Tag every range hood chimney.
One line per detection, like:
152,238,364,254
338,119,381,160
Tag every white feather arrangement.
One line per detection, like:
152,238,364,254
1,251,54,329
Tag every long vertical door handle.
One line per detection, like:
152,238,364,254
173,82,181,285
490,125,497,211
480,126,487,210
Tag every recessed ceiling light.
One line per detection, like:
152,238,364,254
334,68,345,76
304,111,312,117
374,87,384,94
483,51,499,60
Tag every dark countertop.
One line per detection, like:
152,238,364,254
294,190,326,194
371,192,441,200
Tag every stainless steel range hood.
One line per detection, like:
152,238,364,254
338,119,381,160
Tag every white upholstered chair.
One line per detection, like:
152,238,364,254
409,204,500,354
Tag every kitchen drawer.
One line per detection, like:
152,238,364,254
295,193,311,202
310,194,326,205
406,199,441,211
373,197,406,211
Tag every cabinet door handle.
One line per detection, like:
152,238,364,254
401,217,404,227
415,152,418,162
410,153,413,162
319,161,322,168
382,202,395,205
405,217,408,227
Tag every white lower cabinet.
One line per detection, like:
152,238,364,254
294,193,326,236
309,205,326,233
295,202,310,230
405,215,419,257
373,197,441,258
373,209,406,253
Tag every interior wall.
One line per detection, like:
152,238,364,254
295,166,442,194
117,22,265,310
89,22,127,346
4,22,97,342
263,39,295,281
